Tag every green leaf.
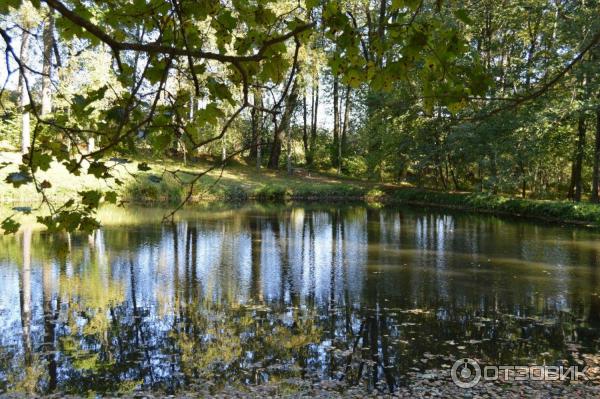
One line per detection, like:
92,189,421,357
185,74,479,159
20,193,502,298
63,160,82,176
217,10,237,30
104,191,118,204
453,9,474,25
79,216,101,233
88,162,111,178
305,0,319,10
152,133,172,151
0,0,22,14
207,78,234,104
79,190,102,210
146,60,168,83
197,103,225,126
1,217,20,235
72,86,108,115
405,0,421,10
26,150,52,172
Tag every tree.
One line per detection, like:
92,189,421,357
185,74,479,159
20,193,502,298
40,9,54,116
268,77,300,169
7,0,587,233
15,3,38,154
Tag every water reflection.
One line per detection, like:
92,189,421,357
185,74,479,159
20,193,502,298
1,204,600,395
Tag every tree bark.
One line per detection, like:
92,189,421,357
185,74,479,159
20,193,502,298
250,89,262,160
376,0,387,67
87,137,95,153
307,79,319,167
286,109,292,175
268,80,299,169
221,134,226,162
592,104,600,202
41,11,55,116
568,115,586,202
341,85,351,171
19,29,31,154
302,90,309,163
332,73,340,170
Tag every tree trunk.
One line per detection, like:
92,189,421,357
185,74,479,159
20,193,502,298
268,120,283,169
449,165,460,191
87,137,95,154
341,85,350,159
302,90,309,164
221,134,226,162
568,115,586,202
490,151,498,194
286,112,292,175
376,0,387,67
19,29,31,155
268,80,299,169
307,79,319,168
41,11,54,116
592,104,600,202
332,74,340,169
250,90,262,160
256,135,262,171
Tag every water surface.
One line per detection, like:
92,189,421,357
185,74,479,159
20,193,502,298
1,204,600,394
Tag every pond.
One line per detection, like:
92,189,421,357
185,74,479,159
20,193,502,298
1,204,600,395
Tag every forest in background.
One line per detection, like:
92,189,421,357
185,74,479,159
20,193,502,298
1,0,600,233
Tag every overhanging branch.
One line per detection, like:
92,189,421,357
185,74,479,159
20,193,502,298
43,0,314,64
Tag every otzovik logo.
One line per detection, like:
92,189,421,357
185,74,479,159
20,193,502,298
451,358,592,388
451,358,481,388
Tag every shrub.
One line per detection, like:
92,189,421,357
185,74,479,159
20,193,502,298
124,173,183,203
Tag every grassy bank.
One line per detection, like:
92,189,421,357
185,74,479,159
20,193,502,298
0,151,376,205
2,152,600,227
383,189,600,226
124,166,372,203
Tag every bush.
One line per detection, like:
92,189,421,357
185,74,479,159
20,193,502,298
254,186,292,201
221,184,249,202
343,155,369,178
124,173,184,203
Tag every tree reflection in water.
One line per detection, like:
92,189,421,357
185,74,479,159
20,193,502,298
0,204,599,395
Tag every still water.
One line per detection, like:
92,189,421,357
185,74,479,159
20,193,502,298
1,204,600,395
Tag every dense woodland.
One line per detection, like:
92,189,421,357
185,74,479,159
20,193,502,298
0,0,600,232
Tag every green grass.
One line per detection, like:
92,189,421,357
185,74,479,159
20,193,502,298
3,151,600,227
0,151,374,205
117,156,375,203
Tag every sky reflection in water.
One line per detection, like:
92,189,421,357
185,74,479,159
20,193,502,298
1,204,600,395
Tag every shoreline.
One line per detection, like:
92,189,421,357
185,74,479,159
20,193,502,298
3,188,600,230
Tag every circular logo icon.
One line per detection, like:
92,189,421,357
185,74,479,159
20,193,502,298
451,358,481,388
